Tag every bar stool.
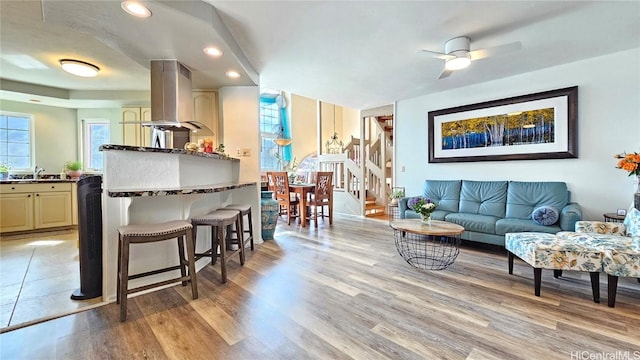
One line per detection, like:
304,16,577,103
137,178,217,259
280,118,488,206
191,209,245,283
117,220,198,322
224,203,255,251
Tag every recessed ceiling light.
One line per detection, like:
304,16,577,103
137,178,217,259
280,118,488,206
121,1,152,18
203,47,223,57
59,59,100,77
225,70,241,79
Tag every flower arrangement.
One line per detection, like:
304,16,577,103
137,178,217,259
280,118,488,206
408,196,437,220
614,151,640,176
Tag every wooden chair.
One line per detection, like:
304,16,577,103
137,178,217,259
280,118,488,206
272,171,300,225
266,172,276,193
306,171,333,227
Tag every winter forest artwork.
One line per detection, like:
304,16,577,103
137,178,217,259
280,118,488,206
428,87,577,163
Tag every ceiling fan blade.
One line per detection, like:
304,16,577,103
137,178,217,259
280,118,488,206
421,49,454,60
438,68,454,79
469,41,522,60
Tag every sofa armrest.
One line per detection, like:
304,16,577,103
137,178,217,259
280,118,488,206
559,202,582,231
575,221,627,235
398,196,413,219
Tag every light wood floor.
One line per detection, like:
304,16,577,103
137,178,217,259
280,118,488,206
1,215,639,359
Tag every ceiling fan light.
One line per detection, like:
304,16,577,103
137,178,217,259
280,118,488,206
445,56,471,71
59,59,100,77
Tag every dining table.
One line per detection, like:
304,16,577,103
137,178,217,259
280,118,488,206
289,183,315,227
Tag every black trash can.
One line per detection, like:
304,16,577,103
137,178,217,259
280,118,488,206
71,175,103,300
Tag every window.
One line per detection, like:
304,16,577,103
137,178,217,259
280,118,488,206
83,119,110,171
0,112,33,170
260,95,281,171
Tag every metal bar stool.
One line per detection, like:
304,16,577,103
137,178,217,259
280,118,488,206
117,220,198,322
191,209,245,283
224,204,254,251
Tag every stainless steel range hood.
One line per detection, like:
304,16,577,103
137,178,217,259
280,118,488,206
143,60,213,148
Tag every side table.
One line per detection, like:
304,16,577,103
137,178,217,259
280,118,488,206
388,203,400,226
390,219,464,270
603,213,625,223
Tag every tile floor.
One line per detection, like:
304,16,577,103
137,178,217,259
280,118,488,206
0,230,103,331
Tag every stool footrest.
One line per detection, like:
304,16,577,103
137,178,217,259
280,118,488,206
127,264,183,280
126,276,193,295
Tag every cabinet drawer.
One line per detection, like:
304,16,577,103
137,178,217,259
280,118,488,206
0,183,72,193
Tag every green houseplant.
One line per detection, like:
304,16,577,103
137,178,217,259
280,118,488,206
0,163,10,180
65,161,83,179
390,187,405,205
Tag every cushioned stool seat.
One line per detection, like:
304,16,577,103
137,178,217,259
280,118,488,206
191,209,245,283
117,220,198,322
505,232,602,303
224,203,254,251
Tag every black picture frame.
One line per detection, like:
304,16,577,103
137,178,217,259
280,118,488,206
428,86,578,163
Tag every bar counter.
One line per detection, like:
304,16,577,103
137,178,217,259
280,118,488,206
100,145,259,302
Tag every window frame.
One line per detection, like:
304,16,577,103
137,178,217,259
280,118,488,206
0,111,35,172
259,96,281,172
82,118,110,172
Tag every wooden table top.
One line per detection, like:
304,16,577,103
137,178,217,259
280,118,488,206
390,219,464,236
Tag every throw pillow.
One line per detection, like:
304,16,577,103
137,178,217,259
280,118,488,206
623,207,640,236
532,206,559,226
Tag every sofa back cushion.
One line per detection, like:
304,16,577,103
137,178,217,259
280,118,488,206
505,181,568,220
459,180,507,217
422,180,461,213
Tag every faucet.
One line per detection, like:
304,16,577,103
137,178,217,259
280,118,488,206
34,165,44,179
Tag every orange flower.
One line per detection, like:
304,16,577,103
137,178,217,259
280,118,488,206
615,151,640,176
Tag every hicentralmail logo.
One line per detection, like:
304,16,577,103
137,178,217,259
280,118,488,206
570,351,640,360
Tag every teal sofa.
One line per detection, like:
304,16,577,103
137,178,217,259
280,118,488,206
398,180,582,246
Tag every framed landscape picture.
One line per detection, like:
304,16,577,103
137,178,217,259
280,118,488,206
428,86,578,163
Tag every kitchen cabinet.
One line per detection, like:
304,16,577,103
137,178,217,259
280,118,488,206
192,91,218,145
0,183,73,233
121,107,151,147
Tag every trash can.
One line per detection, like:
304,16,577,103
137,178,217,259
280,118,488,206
71,175,103,300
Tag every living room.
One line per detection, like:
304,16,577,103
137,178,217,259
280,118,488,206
1,1,639,358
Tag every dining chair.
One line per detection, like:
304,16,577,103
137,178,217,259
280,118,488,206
272,171,300,225
306,171,333,227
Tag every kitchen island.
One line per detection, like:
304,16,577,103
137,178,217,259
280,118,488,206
100,145,259,302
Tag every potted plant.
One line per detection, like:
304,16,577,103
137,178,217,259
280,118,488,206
65,161,83,179
390,187,405,205
0,163,10,180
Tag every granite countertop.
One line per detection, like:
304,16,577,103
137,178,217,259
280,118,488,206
99,144,240,162
107,181,257,197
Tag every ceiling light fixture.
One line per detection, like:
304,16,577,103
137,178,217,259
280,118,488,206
59,59,100,77
325,104,343,154
444,54,471,71
121,1,152,18
203,47,223,57
225,70,241,79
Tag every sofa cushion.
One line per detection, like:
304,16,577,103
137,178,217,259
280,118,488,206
458,180,507,218
505,181,568,220
532,206,559,226
422,180,461,213
445,212,500,234
496,218,561,235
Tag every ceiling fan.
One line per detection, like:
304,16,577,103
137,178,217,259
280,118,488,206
421,36,522,79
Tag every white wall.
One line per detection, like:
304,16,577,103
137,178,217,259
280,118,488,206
395,48,640,221
0,100,77,174
218,86,260,183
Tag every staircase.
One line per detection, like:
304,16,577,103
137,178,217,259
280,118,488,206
318,112,394,218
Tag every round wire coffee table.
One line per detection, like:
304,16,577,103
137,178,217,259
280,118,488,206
390,219,464,270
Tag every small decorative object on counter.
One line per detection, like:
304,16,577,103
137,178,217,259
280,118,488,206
215,143,226,156
184,142,199,152
260,191,279,240
65,161,83,179
204,138,213,153
0,163,10,180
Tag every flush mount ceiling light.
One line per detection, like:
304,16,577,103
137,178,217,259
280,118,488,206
59,59,100,77
121,1,152,18
203,47,223,57
225,70,241,79
444,54,471,71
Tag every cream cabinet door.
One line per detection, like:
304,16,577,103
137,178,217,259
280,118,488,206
34,191,72,229
0,193,34,232
192,91,218,144
121,107,142,146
